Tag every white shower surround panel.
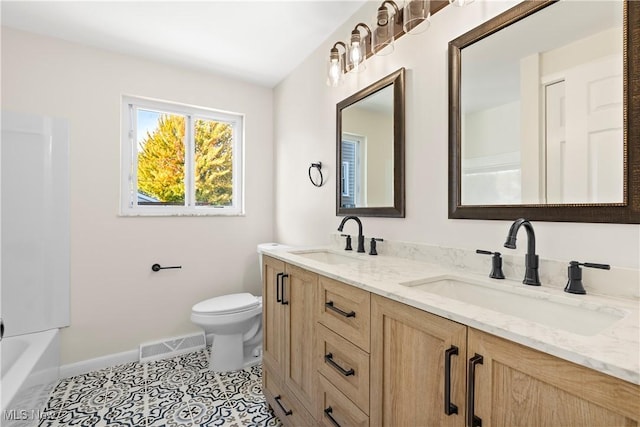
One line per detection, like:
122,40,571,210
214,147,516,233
1,111,70,336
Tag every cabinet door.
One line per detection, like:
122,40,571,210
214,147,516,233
262,255,285,377
283,263,317,413
370,295,467,427
468,328,640,427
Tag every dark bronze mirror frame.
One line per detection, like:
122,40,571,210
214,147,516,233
336,67,405,217
448,0,640,223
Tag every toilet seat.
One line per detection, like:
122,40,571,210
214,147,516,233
192,292,261,316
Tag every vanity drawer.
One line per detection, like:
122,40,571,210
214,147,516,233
317,324,370,413
263,368,314,427
317,374,369,427
318,276,370,351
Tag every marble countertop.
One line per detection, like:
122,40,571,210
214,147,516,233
262,246,640,385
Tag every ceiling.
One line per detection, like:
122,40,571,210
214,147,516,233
1,1,367,88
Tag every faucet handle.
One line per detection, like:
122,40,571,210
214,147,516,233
369,238,384,256
476,249,505,279
565,261,610,295
581,262,611,270
341,234,352,251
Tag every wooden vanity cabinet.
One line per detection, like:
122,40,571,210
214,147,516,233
468,329,640,427
370,294,467,427
370,294,640,427
264,259,640,427
262,256,317,425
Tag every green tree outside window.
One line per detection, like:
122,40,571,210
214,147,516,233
137,114,233,206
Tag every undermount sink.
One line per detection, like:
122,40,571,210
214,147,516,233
401,275,627,336
291,250,364,265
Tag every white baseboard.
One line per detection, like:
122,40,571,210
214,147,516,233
60,334,216,379
60,349,138,378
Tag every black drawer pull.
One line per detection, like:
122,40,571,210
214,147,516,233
467,354,483,427
324,353,355,376
281,274,289,305
274,395,292,416
276,273,283,303
444,345,459,415
324,407,341,427
325,301,355,318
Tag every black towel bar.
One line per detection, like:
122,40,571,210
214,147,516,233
151,264,182,272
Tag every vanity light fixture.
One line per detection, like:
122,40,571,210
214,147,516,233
327,41,347,87
347,23,371,73
403,0,431,34
449,0,474,6
373,1,400,56
325,0,450,86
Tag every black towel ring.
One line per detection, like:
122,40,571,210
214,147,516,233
308,162,324,187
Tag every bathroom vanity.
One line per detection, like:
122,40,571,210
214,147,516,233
261,246,639,427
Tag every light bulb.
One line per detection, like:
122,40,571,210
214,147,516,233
329,60,340,80
350,42,362,64
327,57,343,87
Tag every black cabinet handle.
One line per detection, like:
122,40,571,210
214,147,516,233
276,273,283,303
324,407,341,427
274,395,292,416
324,353,355,376
444,345,459,415
467,354,483,427
281,274,289,305
0,318,4,341
325,301,355,318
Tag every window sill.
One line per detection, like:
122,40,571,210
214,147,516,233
119,210,245,217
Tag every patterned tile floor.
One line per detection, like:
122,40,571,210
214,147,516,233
38,348,282,426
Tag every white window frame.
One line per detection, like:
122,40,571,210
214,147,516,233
120,96,244,216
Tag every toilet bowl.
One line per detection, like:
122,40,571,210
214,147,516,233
191,243,290,372
191,293,263,372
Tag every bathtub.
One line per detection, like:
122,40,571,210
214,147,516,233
1,329,59,423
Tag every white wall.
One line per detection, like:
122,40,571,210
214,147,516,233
273,1,640,268
1,28,275,364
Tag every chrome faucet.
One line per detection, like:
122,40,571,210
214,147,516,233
337,216,365,253
503,218,541,286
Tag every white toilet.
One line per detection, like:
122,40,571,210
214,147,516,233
191,292,263,372
190,243,289,372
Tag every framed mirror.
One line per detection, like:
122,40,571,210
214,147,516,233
336,68,405,217
449,0,639,223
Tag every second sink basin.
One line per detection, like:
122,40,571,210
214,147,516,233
291,250,363,265
401,275,627,336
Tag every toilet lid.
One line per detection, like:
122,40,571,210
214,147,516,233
192,292,260,315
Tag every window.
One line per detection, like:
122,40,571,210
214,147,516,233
341,134,365,208
121,96,243,216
